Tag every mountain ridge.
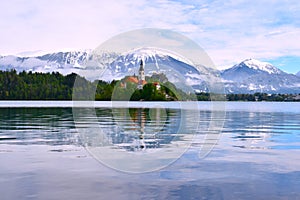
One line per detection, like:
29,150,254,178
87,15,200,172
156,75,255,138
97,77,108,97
0,51,299,94
221,59,300,93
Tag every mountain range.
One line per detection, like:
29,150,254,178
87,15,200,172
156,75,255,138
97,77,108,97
0,50,299,94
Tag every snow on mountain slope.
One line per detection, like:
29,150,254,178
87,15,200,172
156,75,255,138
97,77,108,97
221,59,300,93
0,49,215,92
37,51,89,66
0,51,89,75
242,58,282,74
296,71,300,77
222,58,283,82
105,48,199,77
99,48,215,92
0,49,299,94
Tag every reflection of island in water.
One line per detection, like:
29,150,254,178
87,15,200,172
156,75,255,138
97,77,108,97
107,108,182,152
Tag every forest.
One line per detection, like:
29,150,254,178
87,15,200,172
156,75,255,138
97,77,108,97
0,70,299,101
0,70,77,100
0,70,192,101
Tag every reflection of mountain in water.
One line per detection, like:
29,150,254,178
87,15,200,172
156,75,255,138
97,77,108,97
0,108,77,146
0,106,201,153
222,111,275,150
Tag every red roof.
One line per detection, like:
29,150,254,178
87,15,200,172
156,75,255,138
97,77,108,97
125,76,147,85
126,76,138,84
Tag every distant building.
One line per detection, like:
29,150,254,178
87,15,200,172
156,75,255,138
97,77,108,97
153,82,161,90
137,60,146,89
120,59,147,89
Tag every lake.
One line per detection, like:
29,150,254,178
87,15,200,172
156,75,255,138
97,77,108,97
0,101,299,199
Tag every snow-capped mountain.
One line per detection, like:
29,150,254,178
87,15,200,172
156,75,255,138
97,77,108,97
0,50,299,94
296,71,300,77
99,48,216,93
0,49,215,92
222,58,283,82
221,59,300,93
0,51,89,75
102,48,202,78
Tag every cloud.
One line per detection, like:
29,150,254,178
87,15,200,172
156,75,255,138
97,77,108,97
0,0,299,72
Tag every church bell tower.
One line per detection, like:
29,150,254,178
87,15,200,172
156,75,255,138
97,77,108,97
138,60,145,89
139,60,145,81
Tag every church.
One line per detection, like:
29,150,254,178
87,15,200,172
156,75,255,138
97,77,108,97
121,59,147,89
137,60,146,89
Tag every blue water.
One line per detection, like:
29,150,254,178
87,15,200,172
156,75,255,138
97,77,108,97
0,102,299,199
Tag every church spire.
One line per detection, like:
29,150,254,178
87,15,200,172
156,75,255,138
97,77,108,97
139,59,144,71
139,59,145,81
138,59,145,89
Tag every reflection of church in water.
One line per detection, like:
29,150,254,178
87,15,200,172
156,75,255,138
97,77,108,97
130,108,157,151
110,107,181,152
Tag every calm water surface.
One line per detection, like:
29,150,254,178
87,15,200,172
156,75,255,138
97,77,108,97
0,101,299,200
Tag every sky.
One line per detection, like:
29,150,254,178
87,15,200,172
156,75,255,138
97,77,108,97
0,0,299,73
